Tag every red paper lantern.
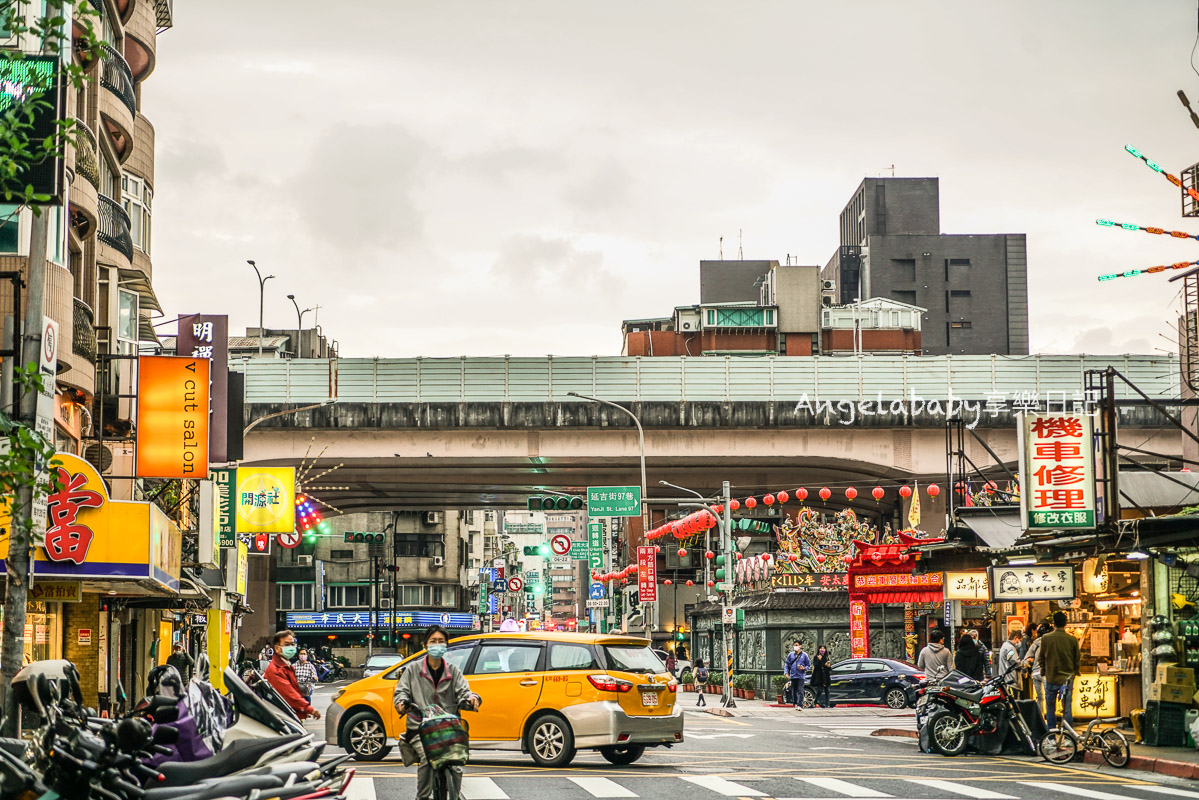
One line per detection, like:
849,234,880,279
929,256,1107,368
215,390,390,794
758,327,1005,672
843,555,854,564
955,481,968,494
713,504,724,514
845,487,858,501
705,551,715,560
621,579,628,586
777,490,790,504
796,487,808,501
654,545,661,553
678,548,688,558
745,497,757,509
763,494,775,506
735,553,743,560
872,486,884,501
664,579,673,586
706,580,715,588
819,487,831,501
927,484,941,497
899,485,912,498
729,499,741,511
685,579,694,587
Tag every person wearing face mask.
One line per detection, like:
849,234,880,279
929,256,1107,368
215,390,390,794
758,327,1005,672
293,648,318,700
394,625,479,800
784,640,811,710
264,630,321,720
810,645,832,708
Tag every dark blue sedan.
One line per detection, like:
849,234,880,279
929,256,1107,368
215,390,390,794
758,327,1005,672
802,658,924,709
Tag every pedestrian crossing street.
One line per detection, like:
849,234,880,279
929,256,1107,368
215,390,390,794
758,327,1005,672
340,773,1199,800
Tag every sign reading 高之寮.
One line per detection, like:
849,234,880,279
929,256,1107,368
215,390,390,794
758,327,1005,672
986,565,1075,601
1020,413,1095,529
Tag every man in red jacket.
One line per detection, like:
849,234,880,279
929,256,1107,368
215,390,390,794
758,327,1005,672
264,630,321,720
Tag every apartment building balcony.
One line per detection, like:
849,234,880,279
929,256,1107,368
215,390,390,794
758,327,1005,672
68,121,100,237
98,43,135,161
123,0,157,81
97,194,133,267
60,297,97,397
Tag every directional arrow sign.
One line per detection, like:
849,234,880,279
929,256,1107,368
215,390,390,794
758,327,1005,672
588,583,605,600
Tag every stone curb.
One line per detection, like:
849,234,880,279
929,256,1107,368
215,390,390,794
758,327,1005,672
871,728,919,739
1083,750,1199,780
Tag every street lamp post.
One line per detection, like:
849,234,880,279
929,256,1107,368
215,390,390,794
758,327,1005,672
246,260,274,356
566,391,649,633
286,294,314,359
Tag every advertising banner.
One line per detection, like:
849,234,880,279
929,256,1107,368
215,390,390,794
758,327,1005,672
1019,413,1096,529
233,467,295,533
177,315,229,462
637,545,657,602
849,599,869,659
943,571,990,600
213,468,236,548
136,356,211,478
987,565,1076,601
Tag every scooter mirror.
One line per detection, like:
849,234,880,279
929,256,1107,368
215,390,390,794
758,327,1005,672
152,725,179,745
116,717,151,753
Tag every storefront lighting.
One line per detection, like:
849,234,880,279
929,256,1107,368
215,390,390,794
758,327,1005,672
1007,555,1037,566
1126,550,1150,560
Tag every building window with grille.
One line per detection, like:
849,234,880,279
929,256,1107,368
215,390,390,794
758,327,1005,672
121,173,151,255
394,534,444,559
277,583,314,611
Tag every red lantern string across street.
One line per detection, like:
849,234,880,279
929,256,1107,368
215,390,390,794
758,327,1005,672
664,579,673,585
745,497,757,509
777,490,790,504
845,487,858,501
872,486,884,501
819,487,831,501
678,548,687,557
927,484,941,497
729,499,740,510
796,487,808,501
685,580,694,587
899,485,912,498
705,551,715,559
763,493,775,506
706,580,715,587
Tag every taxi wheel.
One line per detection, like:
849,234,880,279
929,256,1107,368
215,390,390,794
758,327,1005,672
526,713,576,767
343,711,393,761
599,745,645,765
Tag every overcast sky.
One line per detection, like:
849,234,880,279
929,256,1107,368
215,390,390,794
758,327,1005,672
146,1,1199,358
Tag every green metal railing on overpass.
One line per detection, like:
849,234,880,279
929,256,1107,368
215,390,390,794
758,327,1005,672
232,354,1180,405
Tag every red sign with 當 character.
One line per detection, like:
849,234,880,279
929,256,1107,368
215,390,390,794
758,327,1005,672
1021,413,1095,529
44,467,104,564
637,546,657,602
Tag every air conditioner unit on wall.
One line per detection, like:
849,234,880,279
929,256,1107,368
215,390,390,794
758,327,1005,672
822,280,836,291
681,321,693,330
424,512,442,525
378,598,392,609
431,556,445,568
296,555,313,566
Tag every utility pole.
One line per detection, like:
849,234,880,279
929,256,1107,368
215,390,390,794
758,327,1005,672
368,553,377,658
1,208,48,735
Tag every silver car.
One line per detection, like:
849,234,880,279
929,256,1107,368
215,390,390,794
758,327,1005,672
360,654,404,679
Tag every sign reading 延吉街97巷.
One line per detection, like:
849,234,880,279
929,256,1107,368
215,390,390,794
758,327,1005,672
1018,413,1096,530
233,467,296,534
986,565,1076,601
587,486,641,517
136,356,211,479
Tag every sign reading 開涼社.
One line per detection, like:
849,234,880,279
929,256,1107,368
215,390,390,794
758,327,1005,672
587,486,641,517
136,356,211,479
1019,413,1096,529
987,565,1076,601
943,571,990,601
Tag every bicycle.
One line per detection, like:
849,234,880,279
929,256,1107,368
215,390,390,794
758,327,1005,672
1039,715,1130,768
398,695,481,800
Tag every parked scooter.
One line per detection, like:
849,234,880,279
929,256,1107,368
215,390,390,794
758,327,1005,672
920,661,1037,756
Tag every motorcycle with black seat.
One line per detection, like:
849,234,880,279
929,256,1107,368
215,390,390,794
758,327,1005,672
916,661,1041,757
0,659,356,800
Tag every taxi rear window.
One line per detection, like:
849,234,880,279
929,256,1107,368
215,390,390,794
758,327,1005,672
602,645,664,674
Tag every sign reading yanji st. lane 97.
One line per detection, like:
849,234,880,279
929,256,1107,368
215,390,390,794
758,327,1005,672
587,486,641,517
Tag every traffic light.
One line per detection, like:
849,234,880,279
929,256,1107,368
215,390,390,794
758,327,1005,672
523,546,538,556
526,495,584,512
715,554,727,581
538,543,550,557
735,518,773,534
676,631,685,641
532,585,544,595
345,532,385,544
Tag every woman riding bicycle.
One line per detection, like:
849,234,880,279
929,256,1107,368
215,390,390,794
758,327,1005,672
393,625,479,800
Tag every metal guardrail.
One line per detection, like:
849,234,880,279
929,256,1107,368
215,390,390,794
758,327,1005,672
97,194,133,263
99,43,136,117
72,298,97,364
232,354,1181,406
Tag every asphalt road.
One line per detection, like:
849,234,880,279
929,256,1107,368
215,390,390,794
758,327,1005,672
308,684,1197,800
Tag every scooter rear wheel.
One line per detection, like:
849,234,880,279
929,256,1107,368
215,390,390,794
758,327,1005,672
927,710,969,756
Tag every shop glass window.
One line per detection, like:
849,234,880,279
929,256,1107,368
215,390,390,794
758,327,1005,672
400,585,431,606
470,643,542,675
0,204,19,252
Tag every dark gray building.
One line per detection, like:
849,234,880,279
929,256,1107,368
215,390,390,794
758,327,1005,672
822,178,1028,355
699,260,778,303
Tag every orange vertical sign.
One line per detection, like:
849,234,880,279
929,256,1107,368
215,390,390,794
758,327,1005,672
136,356,210,478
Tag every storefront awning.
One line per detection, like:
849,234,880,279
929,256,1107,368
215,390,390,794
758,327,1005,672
959,510,1023,550
285,611,481,632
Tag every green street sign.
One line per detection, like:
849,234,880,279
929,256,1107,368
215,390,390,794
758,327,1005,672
569,542,591,560
478,582,488,614
587,486,641,517
587,522,603,570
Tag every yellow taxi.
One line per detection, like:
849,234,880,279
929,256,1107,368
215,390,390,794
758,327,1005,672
325,631,682,767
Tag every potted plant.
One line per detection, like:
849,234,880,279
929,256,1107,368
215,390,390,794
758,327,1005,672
679,670,694,692
735,675,748,698
771,674,789,704
708,671,723,694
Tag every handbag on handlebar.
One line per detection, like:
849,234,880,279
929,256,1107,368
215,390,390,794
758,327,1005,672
417,704,470,770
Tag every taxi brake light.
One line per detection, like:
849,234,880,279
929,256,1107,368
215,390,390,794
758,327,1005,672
587,674,633,693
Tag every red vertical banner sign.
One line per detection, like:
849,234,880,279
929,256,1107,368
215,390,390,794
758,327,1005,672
849,598,870,658
637,546,657,602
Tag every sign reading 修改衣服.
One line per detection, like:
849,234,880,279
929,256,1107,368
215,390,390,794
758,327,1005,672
587,486,641,517
986,565,1075,601
1019,413,1096,530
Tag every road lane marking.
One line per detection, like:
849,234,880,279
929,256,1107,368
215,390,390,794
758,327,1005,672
681,775,766,796
461,776,510,799
797,778,893,797
341,776,377,800
1134,788,1199,800
568,776,639,797
906,780,1016,799
1024,783,1143,800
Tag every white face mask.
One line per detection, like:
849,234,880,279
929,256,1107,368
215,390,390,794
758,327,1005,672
793,646,800,652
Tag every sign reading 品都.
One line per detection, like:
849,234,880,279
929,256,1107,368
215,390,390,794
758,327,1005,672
987,565,1075,601
233,467,295,534
1019,413,1095,529
136,356,211,479
943,571,990,601
587,486,641,517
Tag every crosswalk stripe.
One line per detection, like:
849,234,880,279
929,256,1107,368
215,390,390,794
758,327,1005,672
461,776,510,800
1135,788,1199,800
341,776,377,800
798,778,893,798
568,776,639,798
681,775,767,797
1024,783,1139,800
906,780,1015,799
